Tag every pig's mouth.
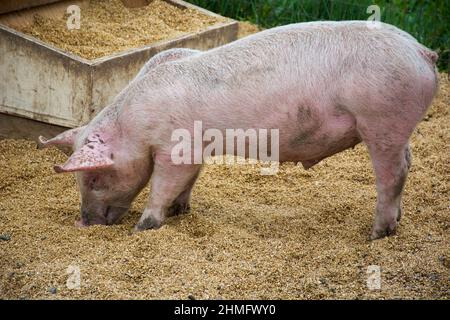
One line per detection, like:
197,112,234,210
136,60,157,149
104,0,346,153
75,205,129,227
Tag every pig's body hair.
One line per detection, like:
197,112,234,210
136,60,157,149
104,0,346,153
64,20,439,237
83,20,438,165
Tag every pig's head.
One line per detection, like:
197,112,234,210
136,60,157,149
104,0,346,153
38,125,152,227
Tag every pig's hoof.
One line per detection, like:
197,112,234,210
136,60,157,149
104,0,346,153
133,216,161,233
167,202,191,217
369,223,397,240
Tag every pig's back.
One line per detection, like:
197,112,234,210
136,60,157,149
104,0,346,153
136,21,436,134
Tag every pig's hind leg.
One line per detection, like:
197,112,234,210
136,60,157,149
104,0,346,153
356,62,436,239
358,120,413,240
133,157,201,232
367,142,411,240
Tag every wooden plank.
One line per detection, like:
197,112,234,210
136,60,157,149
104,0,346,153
0,112,68,141
0,0,238,129
0,0,64,15
0,0,89,29
0,24,92,128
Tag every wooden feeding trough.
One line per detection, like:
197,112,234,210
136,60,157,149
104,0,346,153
0,0,238,136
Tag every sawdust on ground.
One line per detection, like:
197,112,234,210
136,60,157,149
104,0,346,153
14,0,224,60
0,24,448,298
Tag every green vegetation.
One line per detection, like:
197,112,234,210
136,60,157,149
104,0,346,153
188,0,449,71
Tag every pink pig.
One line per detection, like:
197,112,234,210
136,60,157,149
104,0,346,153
39,21,438,239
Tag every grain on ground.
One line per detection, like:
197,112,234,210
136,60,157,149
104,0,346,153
0,32,448,299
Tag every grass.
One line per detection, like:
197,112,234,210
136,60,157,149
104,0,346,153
187,0,449,71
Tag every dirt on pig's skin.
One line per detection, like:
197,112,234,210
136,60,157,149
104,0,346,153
0,72,449,299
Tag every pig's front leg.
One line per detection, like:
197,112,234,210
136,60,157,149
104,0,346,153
133,156,201,232
167,169,201,217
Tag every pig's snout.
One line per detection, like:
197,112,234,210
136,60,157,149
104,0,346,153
77,206,129,227
75,210,93,228
74,218,88,228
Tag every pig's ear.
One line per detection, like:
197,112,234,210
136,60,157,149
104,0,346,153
38,126,86,150
54,142,114,173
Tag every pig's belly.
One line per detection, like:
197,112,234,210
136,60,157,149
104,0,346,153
219,111,361,167
201,100,361,167
277,112,361,168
